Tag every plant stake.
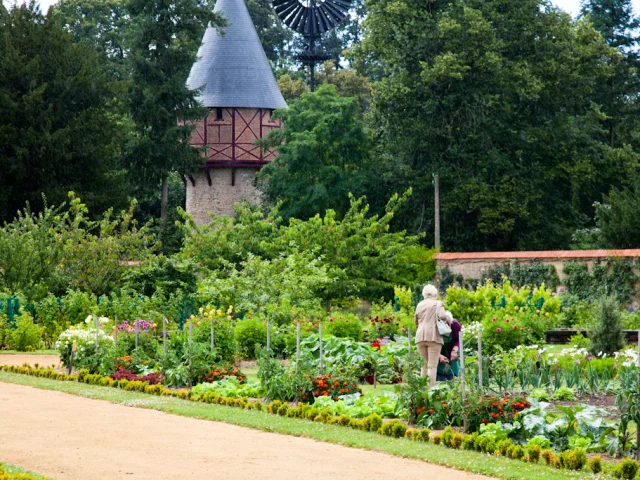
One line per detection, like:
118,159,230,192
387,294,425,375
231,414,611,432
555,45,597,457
267,320,271,350
95,314,99,356
211,319,215,355
163,316,167,363
189,319,193,387
319,320,323,375
460,333,467,432
478,330,483,392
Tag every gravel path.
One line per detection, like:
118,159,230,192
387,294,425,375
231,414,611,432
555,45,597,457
0,382,495,480
0,354,59,368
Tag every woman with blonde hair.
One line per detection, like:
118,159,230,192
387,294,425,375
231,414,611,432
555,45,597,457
415,284,450,387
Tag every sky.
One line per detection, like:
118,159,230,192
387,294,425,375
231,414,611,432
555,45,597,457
12,0,640,24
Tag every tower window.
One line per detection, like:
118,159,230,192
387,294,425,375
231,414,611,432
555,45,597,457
269,109,275,120
216,107,223,120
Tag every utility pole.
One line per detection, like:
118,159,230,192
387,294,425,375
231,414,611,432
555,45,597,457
434,173,440,249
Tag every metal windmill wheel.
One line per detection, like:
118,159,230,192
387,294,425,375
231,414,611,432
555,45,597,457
273,0,352,36
273,0,353,90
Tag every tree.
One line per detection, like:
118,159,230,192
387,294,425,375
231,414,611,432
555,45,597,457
590,296,625,356
593,181,640,248
0,2,128,223
245,0,293,67
124,0,224,229
257,84,373,220
181,193,426,304
352,0,637,251
580,0,640,149
53,0,129,79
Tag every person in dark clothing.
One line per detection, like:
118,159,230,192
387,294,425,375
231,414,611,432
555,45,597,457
437,312,461,382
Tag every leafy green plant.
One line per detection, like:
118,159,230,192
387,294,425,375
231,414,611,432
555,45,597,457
9,310,42,351
235,317,267,359
324,314,363,341
551,387,576,401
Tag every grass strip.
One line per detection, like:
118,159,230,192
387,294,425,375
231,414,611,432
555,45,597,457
0,371,598,480
1,461,51,479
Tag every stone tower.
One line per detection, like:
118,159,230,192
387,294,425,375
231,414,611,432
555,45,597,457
185,0,287,223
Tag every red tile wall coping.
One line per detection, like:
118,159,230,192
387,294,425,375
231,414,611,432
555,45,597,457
435,250,640,261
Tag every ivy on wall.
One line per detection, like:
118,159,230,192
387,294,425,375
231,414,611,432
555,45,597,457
438,260,560,293
563,258,639,303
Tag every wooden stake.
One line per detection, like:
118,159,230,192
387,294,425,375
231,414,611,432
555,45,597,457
636,331,639,461
460,333,467,432
296,322,301,367
434,174,440,249
163,316,167,363
135,319,139,349
267,321,271,350
189,319,193,387
477,330,483,392
114,316,118,362
319,321,323,375
95,315,99,356
211,320,216,355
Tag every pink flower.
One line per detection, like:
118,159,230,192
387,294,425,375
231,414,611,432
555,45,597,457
520,328,524,331
329,318,334,322
492,318,496,322
513,325,517,329
505,319,510,323
496,328,502,333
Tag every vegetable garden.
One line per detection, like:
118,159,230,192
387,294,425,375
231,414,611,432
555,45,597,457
3,197,640,478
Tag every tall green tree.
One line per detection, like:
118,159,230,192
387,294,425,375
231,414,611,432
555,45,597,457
353,0,638,251
256,85,373,220
580,0,640,149
245,0,293,67
0,2,127,223
124,0,224,228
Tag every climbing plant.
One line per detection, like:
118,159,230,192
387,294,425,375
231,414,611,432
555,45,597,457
563,258,639,302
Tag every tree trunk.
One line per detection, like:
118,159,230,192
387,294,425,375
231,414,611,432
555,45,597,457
160,174,169,230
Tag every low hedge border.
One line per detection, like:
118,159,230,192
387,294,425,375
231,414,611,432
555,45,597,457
1,364,635,478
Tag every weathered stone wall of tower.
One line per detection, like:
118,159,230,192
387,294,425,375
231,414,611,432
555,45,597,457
186,168,261,222
186,107,281,223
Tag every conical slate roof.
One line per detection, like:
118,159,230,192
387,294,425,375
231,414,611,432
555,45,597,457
187,0,287,109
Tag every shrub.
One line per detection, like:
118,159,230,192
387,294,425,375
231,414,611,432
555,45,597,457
559,448,586,471
380,420,407,438
614,459,640,479
441,426,455,447
277,404,289,416
267,400,282,414
462,434,475,450
497,439,512,456
324,314,363,341
9,310,42,351
475,437,489,452
451,432,463,449
590,296,625,357
363,414,383,433
252,401,263,411
413,429,431,442
431,433,442,445
235,317,267,359
588,455,602,474
526,445,542,464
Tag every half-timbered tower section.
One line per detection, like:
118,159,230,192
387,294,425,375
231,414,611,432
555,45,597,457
185,0,287,223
